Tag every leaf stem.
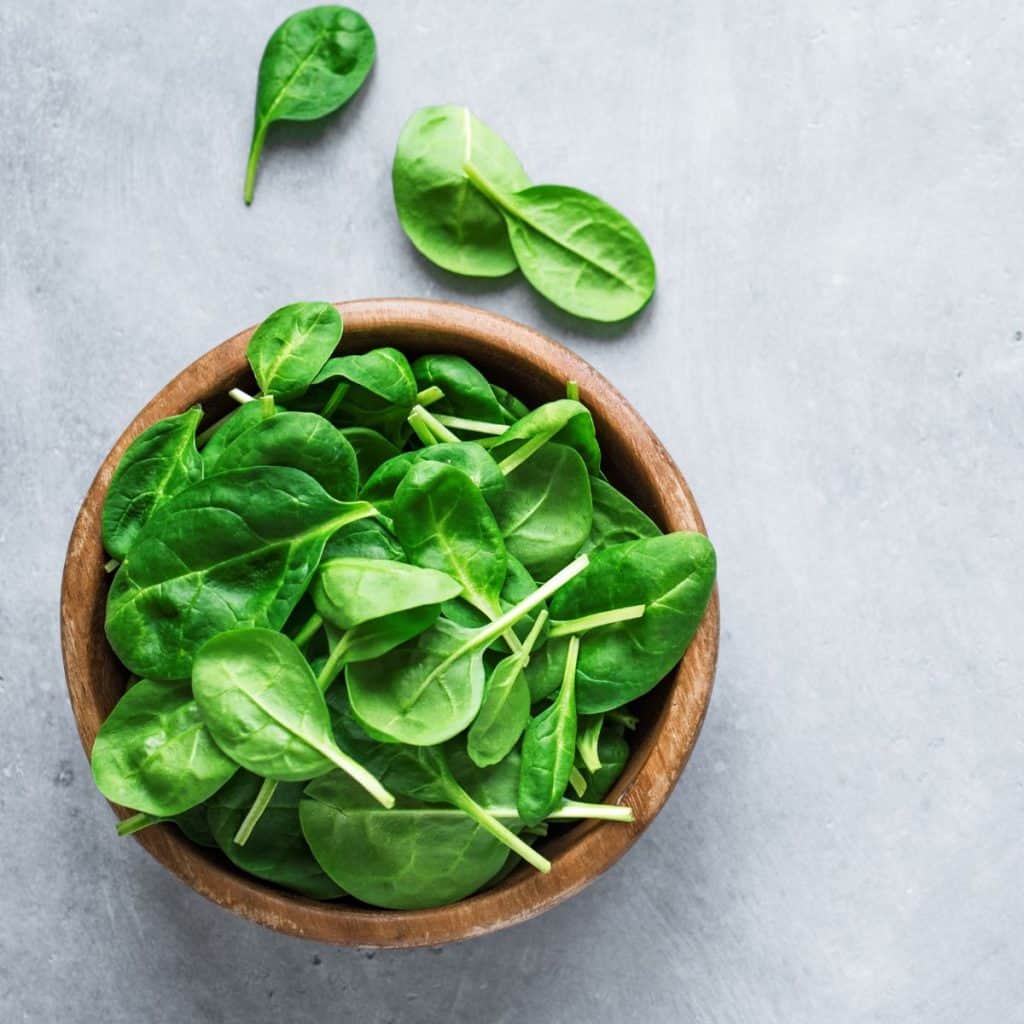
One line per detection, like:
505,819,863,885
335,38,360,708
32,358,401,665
497,430,553,476
320,381,349,420
292,612,323,651
232,776,277,846
312,738,395,809
432,413,509,436
104,558,121,573
244,120,268,205
547,604,646,638
410,404,460,443
416,385,445,407
548,799,633,822
228,387,255,405
569,765,588,797
407,407,439,446
450,789,551,873
566,380,580,401
116,812,160,836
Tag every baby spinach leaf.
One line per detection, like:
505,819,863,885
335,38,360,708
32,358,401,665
312,557,461,629
247,302,342,401
549,533,717,712
207,772,345,899
200,396,276,472
210,410,358,500
492,443,593,578
101,408,204,560
330,604,441,665
581,476,661,553
172,802,219,848
91,678,238,817
192,627,393,808
392,106,530,277
393,460,508,618
321,517,404,562
245,6,375,203
362,442,504,513
411,354,506,422
341,427,400,485
517,636,580,826
105,466,374,679
313,347,417,426
491,383,530,424
463,168,656,323
485,399,600,475
300,773,510,909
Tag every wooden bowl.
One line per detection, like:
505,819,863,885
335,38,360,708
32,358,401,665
60,298,719,947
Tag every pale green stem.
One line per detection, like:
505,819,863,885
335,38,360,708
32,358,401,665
449,788,551,873
432,413,509,436
497,430,552,476
547,605,646,638
410,404,460,443
228,387,255,404
577,716,604,775
566,380,580,401
416,385,445,407
320,381,349,419
104,558,120,573
569,765,588,797
548,799,633,823
315,630,354,692
232,776,277,846
292,612,323,652
407,407,439,446
243,119,268,205
117,812,160,836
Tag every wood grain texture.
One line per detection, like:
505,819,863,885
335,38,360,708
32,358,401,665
60,298,720,947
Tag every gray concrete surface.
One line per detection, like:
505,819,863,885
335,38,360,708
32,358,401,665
2,1,1022,1021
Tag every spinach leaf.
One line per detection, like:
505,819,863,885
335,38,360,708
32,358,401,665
581,728,630,803
210,410,358,500
192,627,393,807
441,554,539,652
582,476,661,553
492,443,593,578
200,396,275,472
327,604,441,665
172,803,219,848
321,517,404,562
247,302,342,401
245,6,375,203
463,168,656,323
411,354,506,422
393,460,507,619
484,399,600,475
101,408,204,560
517,636,580,826
105,466,374,679
312,557,461,629
549,533,717,712
91,678,238,817
392,106,530,277
300,774,510,909
491,383,530,424
341,426,400,485
312,347,417,426
362,442,504,513
207,772,345,899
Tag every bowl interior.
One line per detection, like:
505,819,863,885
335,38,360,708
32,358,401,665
61,299,718,947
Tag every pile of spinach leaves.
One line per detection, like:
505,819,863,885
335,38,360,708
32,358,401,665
93,301,715,909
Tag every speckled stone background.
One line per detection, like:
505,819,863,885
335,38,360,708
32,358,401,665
2,2,1022,1021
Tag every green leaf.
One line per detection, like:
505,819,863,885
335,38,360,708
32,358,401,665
341,427,400,485
246,302,342,400
105,466,374,679
392,106,530,276
492,443,593,578
464,169,656,322
91,679,238,817
101,408,204,559
321,517,404,562
581,476,660,553
484,399,600,475
411,354,506,422
550,533,717,712
207,772,345,899
210,410,358,500
312,557,461,629
313,348,417,426
245,6,375,203
200,396,276,472
466,649,531,768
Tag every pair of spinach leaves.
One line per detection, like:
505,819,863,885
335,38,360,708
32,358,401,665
392,105,656,322
92,301,714,909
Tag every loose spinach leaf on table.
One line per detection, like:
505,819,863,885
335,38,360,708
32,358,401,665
105,466,374,680
245,6,375,204
210,410,358,500
549,532,716,712
200,396,276,472
207,772,345,899
247,302,342,401
393,460,508,619
462,171,656,323
312,557,461,629
101,408,204,560
91,678,238,818
411,354,506,423
192,627,393,807
492,443,593,579
392,106,530,277
581,476,660,553
517,636,580,826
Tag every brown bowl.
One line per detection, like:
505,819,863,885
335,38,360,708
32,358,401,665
60,298,719,947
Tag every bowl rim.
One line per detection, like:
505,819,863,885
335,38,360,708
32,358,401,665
60,297,719,947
